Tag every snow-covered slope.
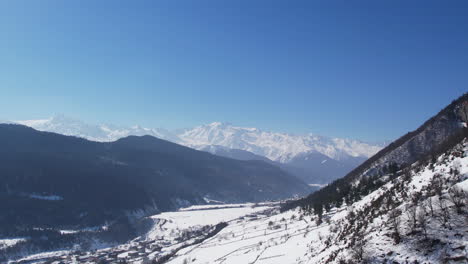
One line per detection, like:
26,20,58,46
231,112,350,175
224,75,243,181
159,140,467,264
339,94,468,183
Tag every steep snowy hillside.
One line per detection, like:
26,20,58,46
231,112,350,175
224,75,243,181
289,137,467,263
343,94,467,182
289,94,468,209
163,139,467,264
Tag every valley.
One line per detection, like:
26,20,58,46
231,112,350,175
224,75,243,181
1,94,467,263
6,137,467,263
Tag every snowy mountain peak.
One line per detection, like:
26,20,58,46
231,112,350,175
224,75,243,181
9,116,384,163
15,114,175,142
178,123,382,162
193,122,259,133
207,121,232,127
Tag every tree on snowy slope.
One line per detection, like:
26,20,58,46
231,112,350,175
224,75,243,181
458,100,468,124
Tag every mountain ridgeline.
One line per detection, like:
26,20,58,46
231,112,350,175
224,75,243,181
0,125,310,236
285,93,468,212
199,145,365,185
16,117,384,185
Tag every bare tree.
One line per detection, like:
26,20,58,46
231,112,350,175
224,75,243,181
417,206,428,239
458,101,468,123
436,197,451,228
448,186,466,214
424,197,435,217
411,191,422,206
430,174,444,196
405,205,418,233
387,209,402,243
402,168,412,182
351,230,368,263
336,255,348,264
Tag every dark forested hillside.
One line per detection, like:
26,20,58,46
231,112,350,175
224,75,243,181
0,125,310,236
281,151,365,184
199,145,367,185
284,93,468,212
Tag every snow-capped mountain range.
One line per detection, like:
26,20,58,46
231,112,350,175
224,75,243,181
15,115,177,143
13,115,383,164
179,122,384,162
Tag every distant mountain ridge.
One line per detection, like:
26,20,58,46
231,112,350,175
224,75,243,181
16,115,178,142
12,116,385,184
177,122,383,162
14,116,383,162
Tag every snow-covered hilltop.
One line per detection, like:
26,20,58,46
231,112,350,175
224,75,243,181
12,115,383,163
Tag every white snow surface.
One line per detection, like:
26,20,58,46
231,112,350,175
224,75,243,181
11,116,383,163
164,207,314,264
164,140,468,264
0,238,27,250
145,203,272,241
12,250,71,263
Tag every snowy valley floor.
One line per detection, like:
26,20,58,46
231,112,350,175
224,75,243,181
8,202,335,264
5,141,468,264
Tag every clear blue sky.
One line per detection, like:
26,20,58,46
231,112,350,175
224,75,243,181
0,0,466,141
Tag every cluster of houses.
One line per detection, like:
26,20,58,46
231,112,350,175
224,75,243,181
11,239,170,264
